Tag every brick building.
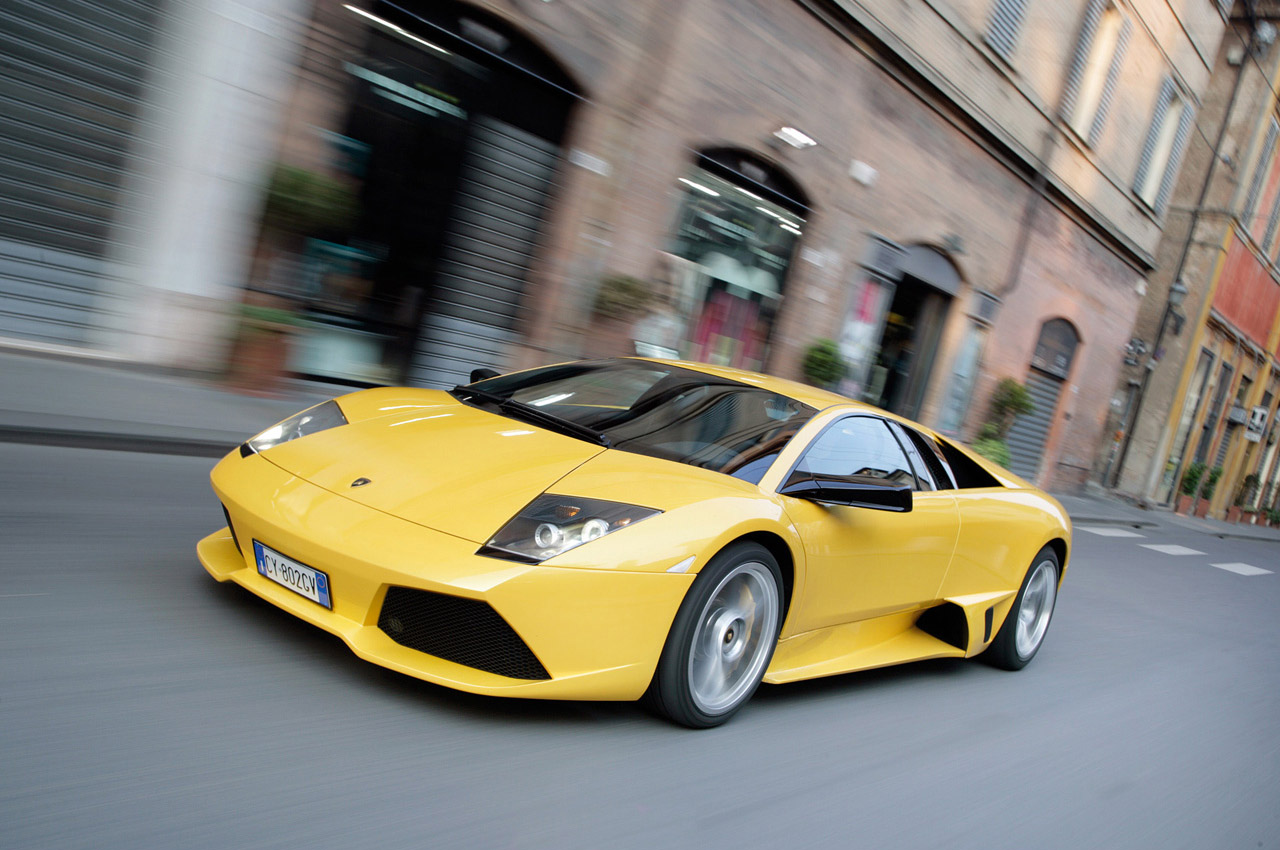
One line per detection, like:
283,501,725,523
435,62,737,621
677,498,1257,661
0,0,1229,493
1105,2,1280,519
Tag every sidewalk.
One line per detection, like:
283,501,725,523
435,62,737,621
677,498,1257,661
1051,488,1280,545
2,345,1277,543
0,346,336,457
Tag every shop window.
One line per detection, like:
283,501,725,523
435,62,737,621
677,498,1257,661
652,150,808,370
1160,348,1213,502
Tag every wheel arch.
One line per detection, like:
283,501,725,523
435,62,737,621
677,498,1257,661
1043,536,1069,582
723,530,796,631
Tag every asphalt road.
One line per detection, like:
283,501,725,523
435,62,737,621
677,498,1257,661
2,442,1278,850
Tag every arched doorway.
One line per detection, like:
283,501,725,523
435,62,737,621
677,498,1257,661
1006,318,1081,481
289,1,581,387
644,148,810,370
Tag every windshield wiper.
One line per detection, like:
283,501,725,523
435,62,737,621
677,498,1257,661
450,386,612,448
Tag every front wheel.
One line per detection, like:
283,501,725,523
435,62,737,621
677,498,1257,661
645,542,783,728
983,546,1060,670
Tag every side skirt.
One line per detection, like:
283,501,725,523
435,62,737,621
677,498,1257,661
763,590,1017,685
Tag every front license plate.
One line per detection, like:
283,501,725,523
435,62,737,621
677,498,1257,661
253,540,332,609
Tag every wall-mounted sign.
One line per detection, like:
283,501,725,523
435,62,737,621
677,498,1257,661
1246,405,1269,442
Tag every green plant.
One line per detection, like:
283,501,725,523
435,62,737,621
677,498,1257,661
801,339,847,387
978,421,1001,441
988,377,1035,438
972,437,1011,468
1180,462,1205,497
240,303,303,329
261,164,359,235
592,274,651,320
1203,466,1223,500
1267,507,1280,525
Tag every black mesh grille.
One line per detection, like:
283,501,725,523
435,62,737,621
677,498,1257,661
377,587,550,680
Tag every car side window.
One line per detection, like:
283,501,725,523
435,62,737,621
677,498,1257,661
794,416,918,488
886,421,937,491
901,426,957,490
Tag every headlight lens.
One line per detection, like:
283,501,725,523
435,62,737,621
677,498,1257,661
482,494,660,562
242,400,347,455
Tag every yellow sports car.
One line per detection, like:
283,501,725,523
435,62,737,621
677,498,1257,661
199,358,1069,727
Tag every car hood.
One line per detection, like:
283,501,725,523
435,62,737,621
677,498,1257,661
255,388,605,543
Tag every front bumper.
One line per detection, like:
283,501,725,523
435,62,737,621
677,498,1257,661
200,453,694,701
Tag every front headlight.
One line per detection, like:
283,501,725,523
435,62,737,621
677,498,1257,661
481,494,660,562
240,400,347,456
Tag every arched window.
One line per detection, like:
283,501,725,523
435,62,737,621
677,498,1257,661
1031,318,1081,379
651,148,810,369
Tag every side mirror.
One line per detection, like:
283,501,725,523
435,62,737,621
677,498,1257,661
778,473,913,512
469,368,501,383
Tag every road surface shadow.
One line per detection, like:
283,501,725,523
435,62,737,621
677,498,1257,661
195,572,641,728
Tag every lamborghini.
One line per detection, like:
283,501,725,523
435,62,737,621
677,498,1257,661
198,357,1070,727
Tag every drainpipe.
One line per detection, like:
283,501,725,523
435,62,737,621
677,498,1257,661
1108,11,1257,490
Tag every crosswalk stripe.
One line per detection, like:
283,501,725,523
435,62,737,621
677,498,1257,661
1077,526,1145,538
1209,562,1273,576
1139,544,1205,556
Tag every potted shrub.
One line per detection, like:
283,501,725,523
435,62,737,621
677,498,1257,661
1176,462,1205,515
1231,474,1261,523
227,301,304,395
968,378,1034,471
1195,466,1223,518
972,421,1012,468
801,339,847,389
1268,507,1280,528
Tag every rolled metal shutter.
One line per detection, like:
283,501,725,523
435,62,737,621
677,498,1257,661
0,0,164,345
1214,425,1234,469
1006,371,1064,481
408,116,559,388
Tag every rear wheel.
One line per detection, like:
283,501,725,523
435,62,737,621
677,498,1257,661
983,546,1059,670
645,542,783,728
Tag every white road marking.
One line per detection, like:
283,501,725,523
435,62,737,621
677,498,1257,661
0,593,50,598
1077,526,1146,538
1210,562,1273,576
1139,544,1206,556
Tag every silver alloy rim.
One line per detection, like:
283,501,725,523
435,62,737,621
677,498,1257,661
688,561,779,715
1014,559,1057,659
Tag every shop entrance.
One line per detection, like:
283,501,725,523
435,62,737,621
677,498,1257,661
289,1,579,386
843,244,957,420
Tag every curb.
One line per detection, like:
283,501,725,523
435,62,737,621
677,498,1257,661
0,425,235,458
1067,516,1159,528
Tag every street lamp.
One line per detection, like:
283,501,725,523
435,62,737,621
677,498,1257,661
1107,276,1192,488
1167,278,1188,336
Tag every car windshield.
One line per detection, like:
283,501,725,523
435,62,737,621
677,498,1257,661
456,360,816,484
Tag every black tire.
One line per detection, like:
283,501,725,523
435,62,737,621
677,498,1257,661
983,545,1060,670
644,542,784,728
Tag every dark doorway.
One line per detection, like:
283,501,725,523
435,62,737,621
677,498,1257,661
867,246,957,420
290,1,580,387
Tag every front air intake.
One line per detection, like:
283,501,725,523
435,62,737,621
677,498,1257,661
377,587,551,680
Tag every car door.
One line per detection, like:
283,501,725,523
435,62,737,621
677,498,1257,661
777,414,960,633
